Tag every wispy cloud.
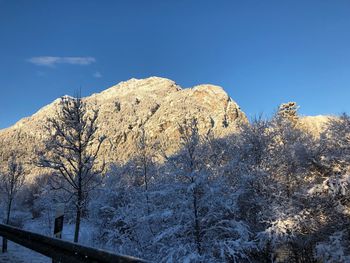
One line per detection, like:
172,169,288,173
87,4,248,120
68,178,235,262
28,56,96,67
93,71,102,78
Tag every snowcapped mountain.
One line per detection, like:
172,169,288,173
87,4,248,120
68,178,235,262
0,77,247,180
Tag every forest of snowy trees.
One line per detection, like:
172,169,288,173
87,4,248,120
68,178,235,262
1,99,349,262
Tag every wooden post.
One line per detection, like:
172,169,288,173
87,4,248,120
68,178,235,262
54,204,64,239
2,236,7,253
53,204,64,262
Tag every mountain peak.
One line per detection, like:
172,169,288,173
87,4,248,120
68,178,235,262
93,76,181,102
0,77,247,181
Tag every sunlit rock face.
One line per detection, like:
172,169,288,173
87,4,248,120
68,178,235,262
298,115,332,137
0,77,247,180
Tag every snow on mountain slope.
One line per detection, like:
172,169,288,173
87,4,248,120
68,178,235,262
0,77,247,181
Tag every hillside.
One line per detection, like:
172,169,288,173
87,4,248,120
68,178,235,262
0,77,247,179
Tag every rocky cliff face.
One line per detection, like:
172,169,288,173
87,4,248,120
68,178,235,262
0,77,247,180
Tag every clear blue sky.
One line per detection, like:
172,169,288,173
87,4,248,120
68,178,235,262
1,0,349,129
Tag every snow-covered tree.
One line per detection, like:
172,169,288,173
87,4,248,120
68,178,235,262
277,102,299,125
37,95,106,243
306,114,350,260
134,126,157,216
151,118,255,262
0,154,25,252
17,101,349,262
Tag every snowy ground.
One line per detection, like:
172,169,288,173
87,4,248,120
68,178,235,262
0,240,50,263
0,218,95,263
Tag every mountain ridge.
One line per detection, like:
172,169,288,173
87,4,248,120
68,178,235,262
0,76,248,180
0,77,334,183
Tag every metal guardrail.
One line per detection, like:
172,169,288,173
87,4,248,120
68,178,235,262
0,223,147,263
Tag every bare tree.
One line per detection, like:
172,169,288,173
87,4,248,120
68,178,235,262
37,95,106,243
0,154,25,252
177,118,203,256
134,126,155,215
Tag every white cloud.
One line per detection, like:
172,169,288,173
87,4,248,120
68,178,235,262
93,71,102,78
28,56,96,67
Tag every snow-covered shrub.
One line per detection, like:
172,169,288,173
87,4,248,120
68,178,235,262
315,231,350,263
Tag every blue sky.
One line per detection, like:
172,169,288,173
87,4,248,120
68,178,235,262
0,0,350,128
